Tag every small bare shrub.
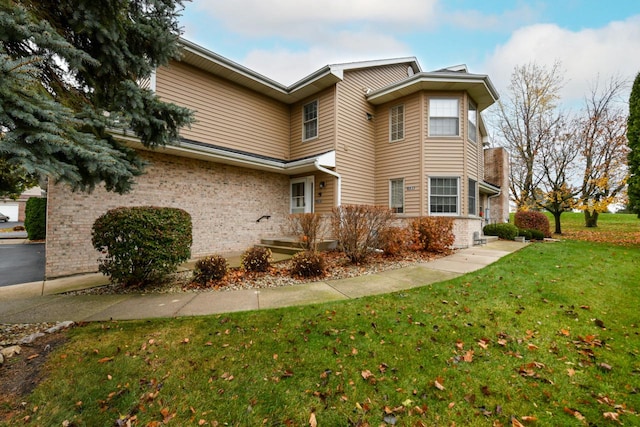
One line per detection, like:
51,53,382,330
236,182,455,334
287,213,326,251
410,217,454,253
378,226,412,257
241,246,272,272
290,251,325,278
331,205,395,263
193,255,228,284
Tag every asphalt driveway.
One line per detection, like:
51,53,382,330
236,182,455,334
0,243,45,287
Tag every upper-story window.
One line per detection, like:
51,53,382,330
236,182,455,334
429,98,459,137
303,100,318,141
468,100,477,142
390,104,404,142
390,178,404,213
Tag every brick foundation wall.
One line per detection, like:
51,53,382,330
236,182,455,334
45,151,290,278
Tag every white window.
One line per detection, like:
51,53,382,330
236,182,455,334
468,178,477,215
468,100,477,142
303,100,318,141
429,98,459,136
430,177,459,215
390,104,404,141
390,178,404,213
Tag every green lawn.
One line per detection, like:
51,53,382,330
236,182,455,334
4,216,640,426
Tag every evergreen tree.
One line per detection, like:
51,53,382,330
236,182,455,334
0,0,193,194
628,72,640,216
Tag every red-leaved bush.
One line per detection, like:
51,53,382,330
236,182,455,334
378,226,412,257
514,210,551,238
410,216,455,253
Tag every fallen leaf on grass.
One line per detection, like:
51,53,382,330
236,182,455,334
361,370,373,380
434,379,445,390
463,350,474,363
603,412,620,423
309,411,317,427
98,356,114,363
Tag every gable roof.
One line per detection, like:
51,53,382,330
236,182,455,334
178,38,420,104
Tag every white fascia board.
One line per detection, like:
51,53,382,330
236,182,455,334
112,130,335,175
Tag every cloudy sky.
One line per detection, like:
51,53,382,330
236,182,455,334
180,0,640,107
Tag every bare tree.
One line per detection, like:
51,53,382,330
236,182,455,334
536,117,580,234
575,77,629,227
495,61,565,210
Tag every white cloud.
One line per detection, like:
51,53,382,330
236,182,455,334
243,32,411,85
445,4,540,32
484,15,640,106
192,0,438,39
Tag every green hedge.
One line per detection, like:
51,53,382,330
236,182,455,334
91,206,192,286
483,223,519,240
24,197,47,240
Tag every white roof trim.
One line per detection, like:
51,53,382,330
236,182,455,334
112,130,335,175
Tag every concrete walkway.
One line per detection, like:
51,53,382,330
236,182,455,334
0,241,526,323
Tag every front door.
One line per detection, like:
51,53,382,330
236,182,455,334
290,177,314,214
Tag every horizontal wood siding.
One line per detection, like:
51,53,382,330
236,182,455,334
337,64,413,205
156,61,290,160
289,88,336,160
374,93,422,215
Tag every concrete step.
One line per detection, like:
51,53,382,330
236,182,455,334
255,243,304,255
259,237,338,254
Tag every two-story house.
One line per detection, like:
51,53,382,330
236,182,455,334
44,38,509,278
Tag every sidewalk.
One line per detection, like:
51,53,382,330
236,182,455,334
0,241,525,324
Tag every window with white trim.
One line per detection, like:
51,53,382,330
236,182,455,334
430,177,459,214
390,104,404,141
303,100,318,141
468,178,477,215
390,178,404,213
429,98,459,136
468,100,477,142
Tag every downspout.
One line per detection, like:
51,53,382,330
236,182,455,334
314,160,342,206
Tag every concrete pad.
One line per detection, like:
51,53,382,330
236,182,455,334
457,248,512,258
444,253,502,266
84,293,198,321
327,267,460,298
177,289,259,316
424,258,490,274
0,295,130,323
258,282,347,309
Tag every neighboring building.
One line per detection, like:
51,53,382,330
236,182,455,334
45,39,508,278
0,187,44,222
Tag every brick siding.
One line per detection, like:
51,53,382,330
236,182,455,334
45,151,290,278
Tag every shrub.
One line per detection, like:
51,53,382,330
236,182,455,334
331,205,395,263
378,226,412,257
483,223,519,240
514,210,551,238
410,216,455,253
24,197,46,240
91,206,192,286
517,228,532,240
287,213,326,251
529,229,545,240
193,255,228,284
290,250,325,278
241,246,272,272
